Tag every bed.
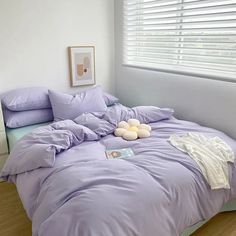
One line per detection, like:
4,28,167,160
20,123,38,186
1,102,236,236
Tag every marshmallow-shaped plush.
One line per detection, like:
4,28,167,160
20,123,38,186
128,119,140,127
115,119,151,141
118,121,129,129
137,129,150,138
123,131,138,141
139,124,152,132
114,128,127,137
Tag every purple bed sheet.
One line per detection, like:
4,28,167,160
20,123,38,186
1,104,236,236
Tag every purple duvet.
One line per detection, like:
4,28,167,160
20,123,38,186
1,104,236,236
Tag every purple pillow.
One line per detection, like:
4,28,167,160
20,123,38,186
3,108,53,128
1,87,51,111
48,86,107,121
90,85,118,106
103,92,119,106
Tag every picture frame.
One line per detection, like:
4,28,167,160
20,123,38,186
68,46,96,87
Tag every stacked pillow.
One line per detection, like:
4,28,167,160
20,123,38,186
1,86,119,128
1,87,53,128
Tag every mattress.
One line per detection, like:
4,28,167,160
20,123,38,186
6,122,50,151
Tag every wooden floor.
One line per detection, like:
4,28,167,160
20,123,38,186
0,182,31,236
0,182,236,236
192,211,236,236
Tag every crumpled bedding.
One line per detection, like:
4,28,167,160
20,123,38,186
1,104,236,236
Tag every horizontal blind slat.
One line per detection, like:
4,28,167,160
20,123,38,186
125,42,236,48
125,34,236,38
124,3,236,17
125,27,236,32
125,19,236,28
125,55,236,70
125,40,236,44
125,0,235,11
126,45,236,52
125,0,232,7
126,0,180,7
125,3,236,14
126,11,236,23
125,51,236,64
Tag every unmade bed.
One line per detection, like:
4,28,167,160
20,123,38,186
1,103,236,236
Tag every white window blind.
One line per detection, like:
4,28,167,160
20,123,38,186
123,0,236,80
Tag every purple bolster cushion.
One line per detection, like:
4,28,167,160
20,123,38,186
3,108,53,128
1,87,51,111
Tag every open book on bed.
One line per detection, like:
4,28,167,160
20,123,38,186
105,148,134,159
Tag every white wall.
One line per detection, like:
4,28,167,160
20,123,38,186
0,0,114,93
115,1,236,139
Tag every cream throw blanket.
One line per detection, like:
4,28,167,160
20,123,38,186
169,132,235,189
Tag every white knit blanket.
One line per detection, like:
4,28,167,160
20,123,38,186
169,132,235,189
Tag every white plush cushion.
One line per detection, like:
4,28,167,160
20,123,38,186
139,124,152,132
114,128,127,137
128,119,140,127
137,129,150,138
123,131,138,141
118,121,129,129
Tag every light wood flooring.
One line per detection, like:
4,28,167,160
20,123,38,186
192,211,236,236
0,181,236,236
0,182,31,236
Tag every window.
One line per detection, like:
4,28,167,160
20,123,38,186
123,0,236,80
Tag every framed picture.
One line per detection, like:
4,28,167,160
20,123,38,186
68,46,95,87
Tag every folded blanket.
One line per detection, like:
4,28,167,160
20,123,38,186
169,132,235,189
